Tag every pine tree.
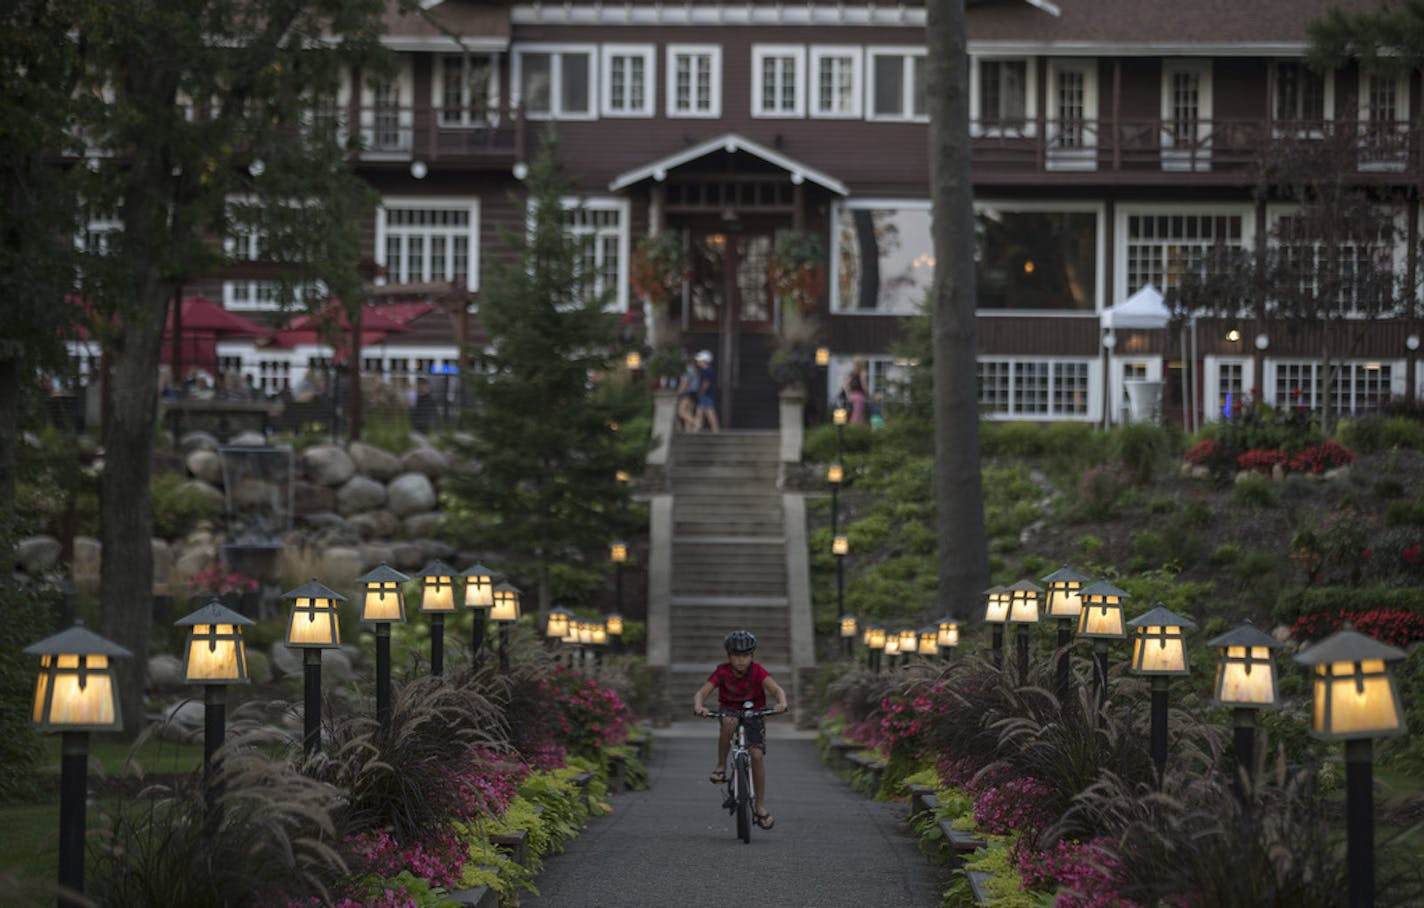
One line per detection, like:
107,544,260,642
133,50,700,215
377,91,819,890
444,137,649,617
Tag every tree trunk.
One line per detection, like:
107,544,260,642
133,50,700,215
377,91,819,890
0,356,18,583
926,0,990,620
99,279,168,738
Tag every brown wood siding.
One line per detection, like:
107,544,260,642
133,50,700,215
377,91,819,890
1214,61,1267,120
1117,61,1160,121
977,316,1100,357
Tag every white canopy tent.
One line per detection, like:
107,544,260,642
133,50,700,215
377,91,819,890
1101,284,1171,331
1099,284,1178,428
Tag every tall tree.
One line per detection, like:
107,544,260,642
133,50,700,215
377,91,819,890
443,138,648,617
926,0,990,619
69,0,385,734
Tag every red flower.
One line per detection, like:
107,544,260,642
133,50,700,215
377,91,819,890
1404,544,1421,564
1360,549,1372,560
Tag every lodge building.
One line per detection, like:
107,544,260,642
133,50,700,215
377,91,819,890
73,0,1424,431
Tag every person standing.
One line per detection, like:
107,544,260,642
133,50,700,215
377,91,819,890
694,349,720,432
676,350,700,432
843,356,870,425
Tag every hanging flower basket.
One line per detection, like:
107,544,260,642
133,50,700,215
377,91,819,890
768,228,827,315
630,232,686,307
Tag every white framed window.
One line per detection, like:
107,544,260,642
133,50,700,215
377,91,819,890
1269,359,1400,417
666,45,721,117
601,44,655,117
752,45,805,118
223,226,281,311
1267,204,1403,316
75,211,122,256
974,200,1104,313
867,47,926,122
810,46,862,118
1161,61,1212,171
970,57,1034,137
1358,71,1409,172
1273,61,1332,136
434,53,498,126
978,358,1095,420
1046,59,1098,170
360,57,414,154
562,197,630,311
514,45,596,120
1202,357,1252,422
1118,205,1250,304
375,197,480,292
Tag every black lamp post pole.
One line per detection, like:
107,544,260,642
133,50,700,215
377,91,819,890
430,614,445,676
57,731,88,908
1232,707,1256,803
1345,738,1375,908
203,685,226,770
1055,619,1073,704
304,649,322,757
615,562,624,622
498,624,510,673
1015,625,1030,684
471,611,487,662
835,554,844,621
375,624,392,732
991,625,1004,670
1092,639,1109,727
1149,676,1169,785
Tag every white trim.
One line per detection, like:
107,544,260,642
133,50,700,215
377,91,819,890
975,199,1107,315
1270,60,1335,137
360,57,415,158
608,132,848,195
865,46,927,123
559,195,632,312
1115,203,1254,307
1200,355,1254,424
1045,58,1098,170
600,43,656,117
382,36,508,53
375,195,482,293
512,4,926,27
969,56,1037,138
512,43,598,121
666,44,722,118
965,41,1317,58
1160,60,1213,172
431,51,501,127
809,46,863,119
1264,201,1408,316
1357,69,1411,172
751,45,806,118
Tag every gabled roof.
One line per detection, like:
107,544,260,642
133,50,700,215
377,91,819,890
608,133,848,196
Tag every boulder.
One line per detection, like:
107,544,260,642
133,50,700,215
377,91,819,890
403,512,442,537
416,538,456,562
228,430,267,447
349,441,403,482
179,479,226,508
270,641,301,676
16,536,61,575
151,539,174,593
387,472,437,517
245,648,272,684
360,543,398,568
234,477,282,511
175,545,217,583
392,542,426,570
72,536,102,584
148,654,184,693
322,648,355,684
156,700,206,743
337,476,388,515
319,546,364,585
349,510,400,540
186,449,223,484
180,430,220,454
293,480,337,514
302,444,356,487
401,446,449,478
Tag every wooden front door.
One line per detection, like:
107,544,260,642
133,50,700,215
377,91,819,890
686,230,775,426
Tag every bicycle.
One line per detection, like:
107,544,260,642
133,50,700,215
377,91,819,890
703,701,779,843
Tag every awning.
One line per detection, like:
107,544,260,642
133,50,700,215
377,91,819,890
1101,284,1171,330
609,132,848,195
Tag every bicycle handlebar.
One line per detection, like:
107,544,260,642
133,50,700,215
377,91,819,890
700,707,783,719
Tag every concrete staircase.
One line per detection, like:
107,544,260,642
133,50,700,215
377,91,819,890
665,431,792,711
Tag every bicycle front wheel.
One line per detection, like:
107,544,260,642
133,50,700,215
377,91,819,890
734,756,751,844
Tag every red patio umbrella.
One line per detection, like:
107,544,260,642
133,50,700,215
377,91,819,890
165,296,266,336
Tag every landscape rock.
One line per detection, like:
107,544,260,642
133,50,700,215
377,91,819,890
156,700,206,743
401,446,449,478
360,543,398,568
72,536,102,584
403,512,442,537
228,430,268,447
16,536,61,574
350,441,403,482
387,472,437,517
336,475,388,515
416,538,456,562
319,546,364,584
186,449,223,484
302,444,356,487
180,479,226,508
392,543,426,570
270,641,300,676
148,654,183,693
234,477,283,511
180,431,220,454
293,480,337,514
349,510,400,540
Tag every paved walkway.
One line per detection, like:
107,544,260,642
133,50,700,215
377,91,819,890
522,722,942,908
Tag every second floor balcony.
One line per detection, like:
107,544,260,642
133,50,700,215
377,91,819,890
352,104,525,166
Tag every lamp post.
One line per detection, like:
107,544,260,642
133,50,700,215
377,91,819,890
982,585,1010,669
883,633,900,667
1294,625,1408,908
1041,565,1090,704
833,533,848,623
463,562,496,661
866,624,887,673
490,580,523,672
935,617,960,662
175,599,254,774
1006,580,1043,683
415,559,458,676
1208,622,1282,801
605,610,625,653
25,623,131,907
610,540,627,633
1125,605,1195,785
917,626,940,659
1076,581,1129,725
839,613,858,660
897,627,918,669
355,564,408,733
281,579,345,757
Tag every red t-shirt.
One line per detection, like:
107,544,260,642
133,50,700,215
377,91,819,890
708,661,769,709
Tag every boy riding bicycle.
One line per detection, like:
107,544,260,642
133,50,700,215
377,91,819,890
692,630,788,830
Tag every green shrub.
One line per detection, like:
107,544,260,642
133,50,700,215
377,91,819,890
0,581,56,802
1232,475,1278,510
980,421,1051,457
1273,585,1424,625
1115,422,1171,485
1385,498,1424,528
1374,477,1406,499
1337,416,1386,455
151,470,223,539
1146,495,1178,515
1212,544,1241,564
1381,415,1424,449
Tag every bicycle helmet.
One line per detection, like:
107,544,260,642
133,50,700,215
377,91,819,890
724,630,757,654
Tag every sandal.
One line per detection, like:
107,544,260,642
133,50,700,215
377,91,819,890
708,768,727,785
754,809,774,830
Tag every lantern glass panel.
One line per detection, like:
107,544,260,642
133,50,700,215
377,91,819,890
287,599,339,646
465,576,494,608
593,625,607,645
884,637,900,655
898,629,918,650
937,622,960,647
867,627,886,649
832,535,849,556
1008,590,1040,624
833,407,848,425
546,611,570,639
1077,598,1124,637
490,590,521,623
606,614,624,636
918,633,938,655
610,543,628,563
363,583,405,622
421,575,457,613
1131,627,1188,674
31,656,51,723
983,593,1010,624
183,625,246,682
1046,582,1083,619
1214,646,1277,706
1314,660,1405,737
839,616,858,638
827,464,844,484
42,655,118,727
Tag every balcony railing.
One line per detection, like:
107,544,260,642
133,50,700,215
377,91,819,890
354,105,524,163
970,117,1418,178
